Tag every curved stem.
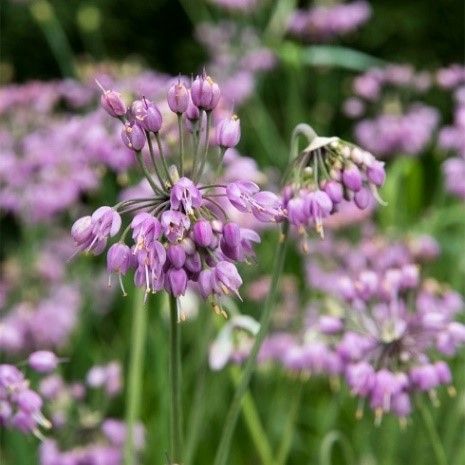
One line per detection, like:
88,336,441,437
155,133,174,186
319,431,356,465
124,289,147,465
290,123,318,162
146,131,168,193
169,294,183,463
229,366,275,465
416,396,448,465
213,223,290,465
135,151,162,195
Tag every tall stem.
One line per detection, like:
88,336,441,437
213,223,290,465
177,115,185,176
194,111,212,182
169,295,183,463
416,396,448,465
124,290,147,465
155,133,174,186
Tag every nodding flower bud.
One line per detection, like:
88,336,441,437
222,222,241,247
191,73,221,111
322,180,343,204
107,243,131,275
216,115,241,148
168,81,189,114
100,90,127,118
342,164,363,192
167,244,186,269
130,99,163,133
354,187,370,210
367,160,386,186
193,220,213,247
166,268,188,297
28,351,58,374
121,122,145,151
186,92,200,121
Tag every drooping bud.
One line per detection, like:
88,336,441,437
121,122,145,151
342,164,363,192
28,351,58,374
167,244,186,269
130,99,163,133
100,89,127,117
367,160,386,186
193,220,213,247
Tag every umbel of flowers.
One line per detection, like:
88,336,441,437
71,73,280,315
281,125,386,249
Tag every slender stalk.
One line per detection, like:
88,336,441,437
169,295,183,463
155,133,174,186
195,111,212,182
213,223,290,465
135,151,162,194
319,431,356,465
29,0,76,77
146,131,168,192
124,290,148,465
416,396,448,465
275,381,303,465
229,366,275,465
177,115,185,176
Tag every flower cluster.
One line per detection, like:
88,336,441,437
0,70,173,223
38,366,143,465
343,65,439,158
274,233,461,421
281,136,386,247
0,364,51,436
288,1,372,42
72,73,280,312
439,86,465,199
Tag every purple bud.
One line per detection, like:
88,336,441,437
121,122,145,151
434,361,452,384
185,252,202,274
354,188,370,210
191,73,221,110
71,216,92,244
222,222,241,247
198,269,214,298
167,244,186,269
107,243,131,274
185,92,200,121
216,116,241,148
16,389,43,413
392,393,412,417
193,220,213,247
100,90,127,117
168,81,189,113
131,99,163,133
28,351,58,374
166,268,188,297
367,160,386,186
213,261,242,297
342,164,363,192
322,180,343,204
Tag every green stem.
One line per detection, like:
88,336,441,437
146,132,168,193
29,0,76,78
124,290,147,465
169,295,183,463
416,396,448,465
275,381,303,465
155,133,174,186
195,111,212,183
319,431,356,465
229,366,275,465
135,151,161,195
213,223,290,465
178,115,185,176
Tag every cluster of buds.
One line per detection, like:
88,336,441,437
282,134,386,247
0,363,51,437
72,73,280,314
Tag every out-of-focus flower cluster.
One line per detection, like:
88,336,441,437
288,1,372,42
211,230,465,421
343,65,439,157
0,71,171,223
436,65,465,200
196,21,276,105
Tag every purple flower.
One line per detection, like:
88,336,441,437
121,121,146,151
100,90,127,118
28,351,59,374
130,99,163,133
193,220,213,247
216,115,241,148
191,73,221,111
170,177,203,214
168,81,189,114
161,210,191,243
